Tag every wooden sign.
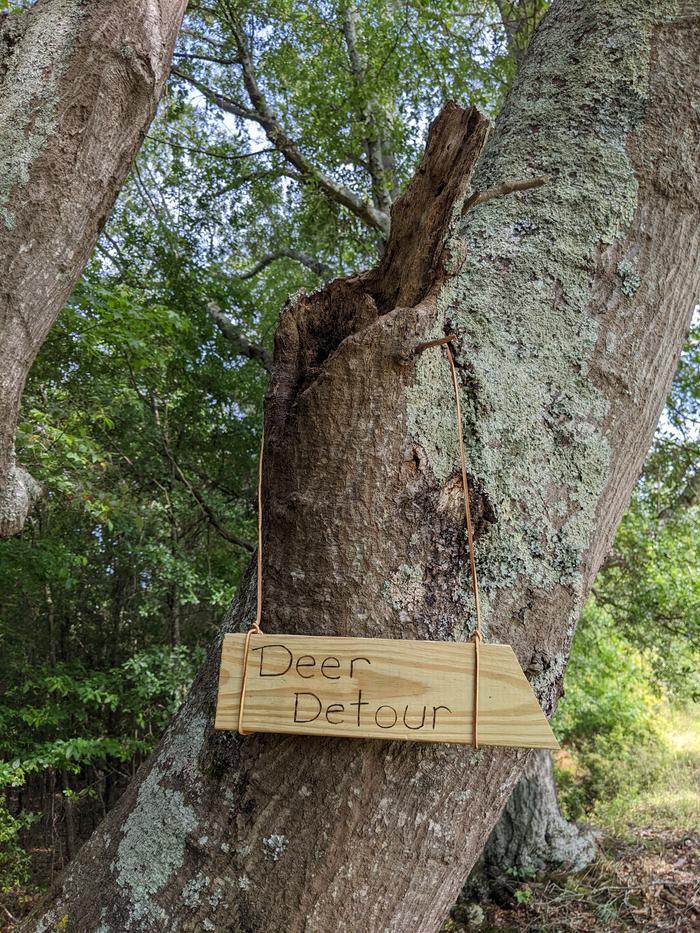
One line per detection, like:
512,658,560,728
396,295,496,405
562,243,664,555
215,633,559,748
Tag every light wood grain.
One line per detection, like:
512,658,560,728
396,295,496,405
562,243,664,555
215,634,559,748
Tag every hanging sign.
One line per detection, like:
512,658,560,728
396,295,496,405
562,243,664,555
215,632,559,748
215,335,559,750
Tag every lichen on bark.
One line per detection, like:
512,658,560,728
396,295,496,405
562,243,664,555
0,462,42,538
406,0,678,674
0,0,85,229
112,711,207,925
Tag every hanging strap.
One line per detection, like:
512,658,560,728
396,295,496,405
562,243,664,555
238,335,483,747
238,425,265,735
413,335,483,748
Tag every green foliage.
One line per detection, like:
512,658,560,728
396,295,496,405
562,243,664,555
554,603,665,819
553,602,700,832
589,735,700,837
0,798,32,893
596,500,700,701
177,0,515,256
0,646,204,790
513,885,533,905
555,603,663,752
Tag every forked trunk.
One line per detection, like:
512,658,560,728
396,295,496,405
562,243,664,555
25,2,700,931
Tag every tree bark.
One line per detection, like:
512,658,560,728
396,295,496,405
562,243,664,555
24,2,700,931
482,749,597,876
0,0,187,538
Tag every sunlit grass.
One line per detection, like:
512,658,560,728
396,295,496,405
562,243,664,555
589,703,700,838
666,705,700,755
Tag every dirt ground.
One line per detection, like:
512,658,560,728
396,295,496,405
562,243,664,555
445,829,700,933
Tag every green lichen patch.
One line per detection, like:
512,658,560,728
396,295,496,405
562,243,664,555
182,873,210,909
406,2,676,635
262,833,288,862
112,711,208,924
617,257,641,296
114,772,197,924
0,0,85,228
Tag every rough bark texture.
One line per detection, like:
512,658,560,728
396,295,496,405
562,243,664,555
482,749,597,876
24,2,700,931
0,0,187,538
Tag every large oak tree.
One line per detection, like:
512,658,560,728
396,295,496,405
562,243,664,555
17,0,700,930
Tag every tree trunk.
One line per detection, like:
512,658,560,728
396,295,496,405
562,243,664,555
483,749,597,876
0,0,186,538
24,2,700,931
480,740,598,881
60,771,77,864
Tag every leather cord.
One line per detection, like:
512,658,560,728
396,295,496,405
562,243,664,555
238,336,483,747
238,425,264,735
444,340,482,748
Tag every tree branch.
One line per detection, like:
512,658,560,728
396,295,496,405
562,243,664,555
495,1,545,66
462,174,550,213
658,467,700,526
239,249,332,281
173,51,241,67
340,3,393,216
149,393,254,553
177,20,391,235
172,67,258,121
147,133,277,163
206,300,272,372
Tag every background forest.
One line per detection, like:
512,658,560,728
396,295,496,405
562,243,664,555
1,1,698,930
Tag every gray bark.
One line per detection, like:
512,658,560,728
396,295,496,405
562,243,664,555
483,749,597,876
0,0,187,538
24,2,700,931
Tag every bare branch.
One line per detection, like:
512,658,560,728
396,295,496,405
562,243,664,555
148,391,254,553
173,51,241,67
206,300,272,372
210,168,303,199
170,456,254,552
239,250,333,281
179,20,391,235
658,467,700,526
462,175,550,213
172,67,258,121
340,4,393,216
494,1,545,66
147,134,276,163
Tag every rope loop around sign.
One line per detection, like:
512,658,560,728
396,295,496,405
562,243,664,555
238,334,483,747
238,422,265,735
413,335,483,748
445,339,483,749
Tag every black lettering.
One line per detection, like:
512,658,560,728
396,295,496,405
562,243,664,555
375,705,398,729
320,656,341,680
403,705,427,730
295,655,316,678
252,643,292,677
293,692,322,723
432,705,452,729
349,656,371,678
325,703,345,725
349,689,369,727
